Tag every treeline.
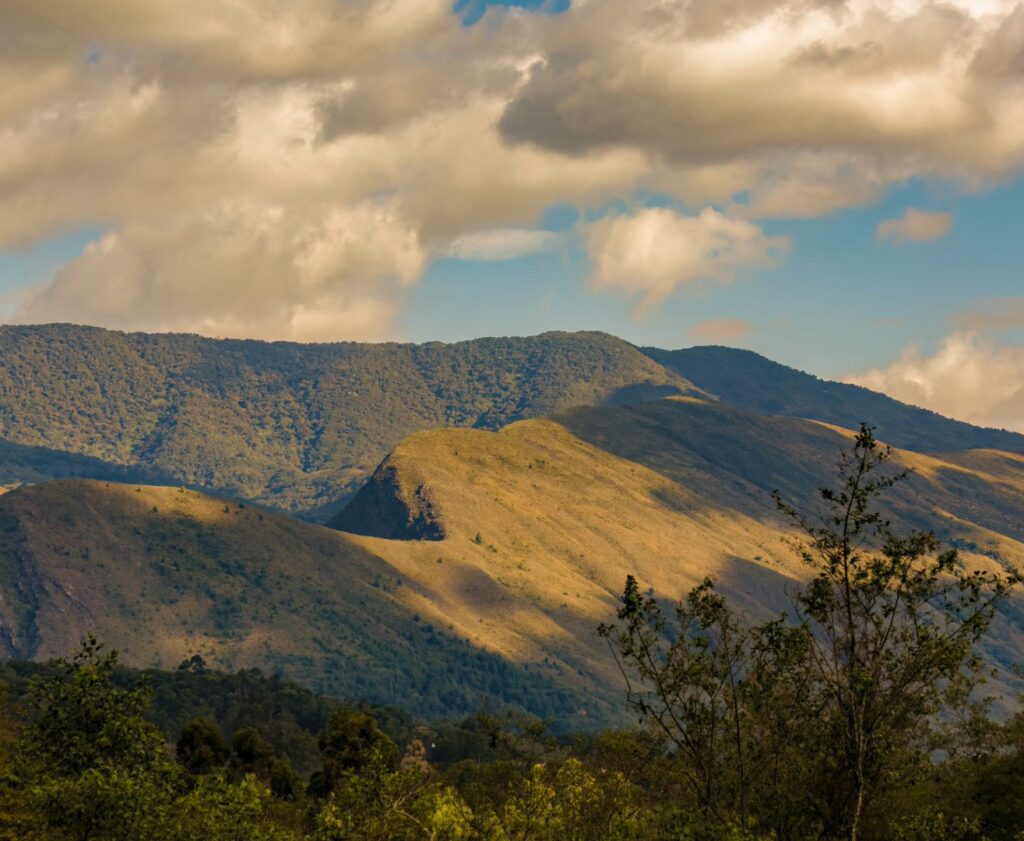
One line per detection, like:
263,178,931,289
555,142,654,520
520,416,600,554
2,633,1024,841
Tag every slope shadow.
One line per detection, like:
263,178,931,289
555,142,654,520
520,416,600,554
0,438,173,486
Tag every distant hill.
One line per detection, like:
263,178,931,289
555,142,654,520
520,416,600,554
333,398,1024,706
0,325,694,517
646,345,1024,454
5,324,1024,522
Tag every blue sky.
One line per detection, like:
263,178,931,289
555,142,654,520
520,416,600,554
400,175,1024,379
5,178,1019,379
2,0,1023,427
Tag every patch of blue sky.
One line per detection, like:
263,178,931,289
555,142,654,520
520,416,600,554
403,174,1024,378
0,227,104,321
456,0,570,25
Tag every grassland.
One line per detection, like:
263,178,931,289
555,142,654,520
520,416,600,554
4,397,1022,721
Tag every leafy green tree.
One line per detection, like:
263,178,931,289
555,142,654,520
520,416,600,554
8,637,176,841
312,709,399,795
269,757,305,801
20,636,166,777
601,425,1020,841
773,424,1019,840
233,727,274,778
176,717,229,774
598,576,751,828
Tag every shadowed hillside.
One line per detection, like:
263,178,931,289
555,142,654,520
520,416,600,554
330,398,1024,705
0,325,696,516
0,480,584,721
646,345,1024,454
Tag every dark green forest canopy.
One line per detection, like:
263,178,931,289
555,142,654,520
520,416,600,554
644,345,1024,454
0,325,693,517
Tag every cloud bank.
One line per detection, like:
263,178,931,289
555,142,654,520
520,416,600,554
846,332,1024,432
3,0,1024,338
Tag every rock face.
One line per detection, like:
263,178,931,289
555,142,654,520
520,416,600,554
329,460,445,540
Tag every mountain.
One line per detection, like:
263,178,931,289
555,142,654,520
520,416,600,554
4,397,1022,722
0,325,694,517
645,345,1024,454
5,324,1024,523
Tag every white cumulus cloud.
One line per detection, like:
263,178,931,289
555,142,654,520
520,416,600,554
583,208,789,306
845,332,1024,432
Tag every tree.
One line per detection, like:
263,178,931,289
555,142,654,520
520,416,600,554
233,727,274,778
176,717,230,774
20,636,166,777
773,424,1019,840
310,708,399,796
9,637,176,841
601,425,1020,841
598,577,750,829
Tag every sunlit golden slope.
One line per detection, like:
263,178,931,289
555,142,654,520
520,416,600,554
3,398,1023,722
334,397,1024,705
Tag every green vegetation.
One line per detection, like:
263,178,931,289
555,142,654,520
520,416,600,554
0,325,692,516
4,397,1024,728
7,325,1023,522
599,426,1022,839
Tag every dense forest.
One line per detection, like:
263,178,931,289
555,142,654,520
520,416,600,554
2,428,1023,840
4,325,1023,521
0,326,691,516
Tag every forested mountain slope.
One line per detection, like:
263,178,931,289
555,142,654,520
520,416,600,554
0,325,693,516
4,398,1022,723
646,345,1024,454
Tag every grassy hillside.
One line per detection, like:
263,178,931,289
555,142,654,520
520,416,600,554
333,398,1024,701
647,345,1024,453
4,399,1023,723
0,325,694,517
0,480,582,721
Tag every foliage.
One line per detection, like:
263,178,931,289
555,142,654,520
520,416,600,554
600,425,1021,841
646,346,1024,453
0,326,689,516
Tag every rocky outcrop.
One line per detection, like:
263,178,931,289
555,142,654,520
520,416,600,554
328,460,444,540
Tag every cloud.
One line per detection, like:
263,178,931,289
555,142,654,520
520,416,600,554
876,209,953,244
951,296,1024,332
583,207,789,305
16,201,424,341
443,228,562,262
689,318,754,342
845,332,1024,432
500,0,1024,215
2,0,1024,337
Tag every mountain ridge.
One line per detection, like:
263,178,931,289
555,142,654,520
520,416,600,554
644,345,1024,453
0,324,696,517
